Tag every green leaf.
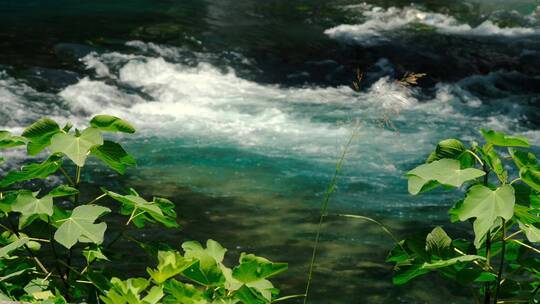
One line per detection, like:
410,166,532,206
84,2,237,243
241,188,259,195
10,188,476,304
181,239,226,286
54,205,110,249
49,185,79,198
22,118,61,155
232,254,287,283
480,129,530,147
100,278,152,304
479,144,507,183
234,285,268,304
458,185,515,247
91,140,136,174
163,280,207,304
426,139,470,165
0,131,26,150
407,159,485,194
90,115,136,134
392,263,430,285
82,245,109,263
520,167,540,192
425,226,451,256
0,155,62,188
0,236,29,258
12,191,53,218
50,127,104,167
422,255,485,269
104,189,178,228
147,250,196,284
518,222,540,243
509,148,538,170
531,193,540,209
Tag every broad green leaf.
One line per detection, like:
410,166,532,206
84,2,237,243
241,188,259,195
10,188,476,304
422,255,485,269
142,286,164,304
49,185,79,198
425,226,451,256
234,285,268,304
426,139,469,164
100,277,150,304
82,245,109,263
509,148,538,170
232,254,287,283
147,250,196,284
458,185,515,247
104,189,178,228
163,280,208,304
12,191,53,217
1,231,40,251
392,263,430,285
91,140,136,174
518,222,540,243
181,239,226,286
514,205,540,225
481,129,530,147
531,193,540,209
479,144,507,183
50,127,104,167
0,236,29,258
54,205,110,249
0,131,26,150
407,176,440,195
0,155,62,188
520,167,540,192
90,115,136,134
22,118,61,155
407,159,485,194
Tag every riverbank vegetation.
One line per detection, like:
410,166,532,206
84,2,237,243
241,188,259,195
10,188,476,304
0,115,538,303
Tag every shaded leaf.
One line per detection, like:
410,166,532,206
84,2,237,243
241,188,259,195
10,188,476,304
509,148,538,170
181,239,226,286
520,167,540,192
518,221,540,243
91,140,136,174
232,254,287,283
0,236,29,258
0,155,62,188
49,185,79,198
90,115,136,134
82,245,109,263
425,226,451,256
22,118,61,155
0,131,26,150
481,129,529,147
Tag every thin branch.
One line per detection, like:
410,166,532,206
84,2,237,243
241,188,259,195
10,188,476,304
59,167,75,186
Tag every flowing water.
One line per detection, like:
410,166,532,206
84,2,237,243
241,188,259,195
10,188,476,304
1,1,540,303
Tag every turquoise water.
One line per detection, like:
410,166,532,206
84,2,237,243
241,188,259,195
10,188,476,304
1,1,540,303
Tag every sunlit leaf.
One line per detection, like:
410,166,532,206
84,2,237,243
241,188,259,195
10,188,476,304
0,236,29,258
104,189,178,228
91,140,136,174
407,159,485,195
82,245,109,264
479,144,507,183
90,115,136,134
22,118,61,155
54,205,110,249
163,279,208,304
50,127,104,167
518,222,540,243
147,251,196,284
458,184,515,247
232,254,287,283
422,255,485,269
12,191,53,218
481,129,529,147
181,239,226,286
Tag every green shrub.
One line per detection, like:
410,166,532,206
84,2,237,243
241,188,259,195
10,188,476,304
0,116,288,303
390,129,540,303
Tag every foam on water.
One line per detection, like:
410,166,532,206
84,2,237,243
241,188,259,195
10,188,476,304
325,4,540,45
1,42,539,212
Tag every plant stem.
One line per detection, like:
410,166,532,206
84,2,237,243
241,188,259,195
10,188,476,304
303,128,357,304
483,164,492,304
511,240,540,254
5,220,49,275
493,220,506,304
59,167,75,186
86,193,107,205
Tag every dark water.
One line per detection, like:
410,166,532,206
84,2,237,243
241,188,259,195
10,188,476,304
1,0,540,303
